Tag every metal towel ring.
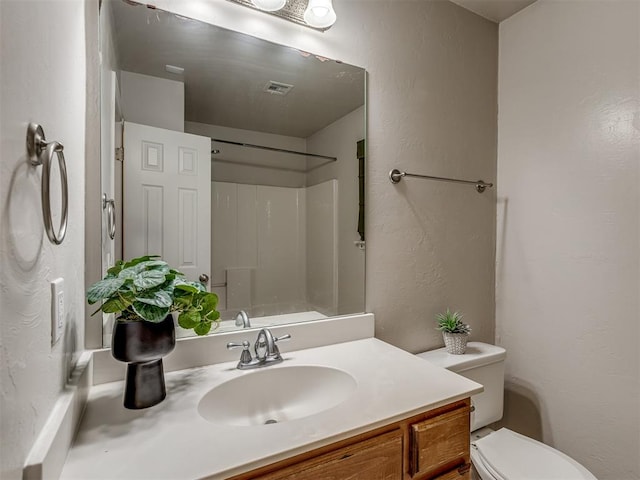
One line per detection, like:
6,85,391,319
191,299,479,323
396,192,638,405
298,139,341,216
27,123,69,245
102,194,116,240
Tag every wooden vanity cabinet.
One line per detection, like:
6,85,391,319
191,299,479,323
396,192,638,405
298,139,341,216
409,403,471,479
251,429,403,480
228,398,471,480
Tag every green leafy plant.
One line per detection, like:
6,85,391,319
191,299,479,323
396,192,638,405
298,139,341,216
87,255,220,336
435,309,471,335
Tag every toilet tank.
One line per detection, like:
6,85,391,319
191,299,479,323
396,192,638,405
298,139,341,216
416,342,506,431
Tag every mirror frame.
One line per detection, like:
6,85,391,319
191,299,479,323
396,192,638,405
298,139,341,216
86,0,368,349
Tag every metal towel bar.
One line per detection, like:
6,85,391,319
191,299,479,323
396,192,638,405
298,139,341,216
389,168,493,193
27,123,69,244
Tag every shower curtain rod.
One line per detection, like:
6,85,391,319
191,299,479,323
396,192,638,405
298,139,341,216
211,138,337,161
389,168,494,193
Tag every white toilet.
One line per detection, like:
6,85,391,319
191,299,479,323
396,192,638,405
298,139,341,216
417,342,597,480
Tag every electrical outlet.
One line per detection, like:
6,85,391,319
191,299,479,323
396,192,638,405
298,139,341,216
51,278,64,346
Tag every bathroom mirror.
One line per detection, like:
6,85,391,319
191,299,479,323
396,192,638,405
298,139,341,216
99,0,366,344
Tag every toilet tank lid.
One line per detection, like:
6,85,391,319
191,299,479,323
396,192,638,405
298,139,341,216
416,342,506,372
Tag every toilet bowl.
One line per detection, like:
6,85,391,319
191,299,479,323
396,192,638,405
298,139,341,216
417,342,596,480
470,427,596,480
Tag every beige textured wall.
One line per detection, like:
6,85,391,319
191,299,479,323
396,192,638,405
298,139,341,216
0,1,90,477
306,106,366,316
497,1,640,478
144,0,498,354
359,3,497,351
120,71,185,133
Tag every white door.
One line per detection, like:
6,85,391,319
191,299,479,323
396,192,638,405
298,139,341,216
123,121,211,286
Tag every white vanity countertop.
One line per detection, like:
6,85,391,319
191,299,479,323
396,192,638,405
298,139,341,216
60,338,482,480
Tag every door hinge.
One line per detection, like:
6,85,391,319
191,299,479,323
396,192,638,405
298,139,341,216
115,147,124,162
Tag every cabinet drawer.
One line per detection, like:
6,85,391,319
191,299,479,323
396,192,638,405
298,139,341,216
255,429,403,480
409,404,470,478
433,463,471,480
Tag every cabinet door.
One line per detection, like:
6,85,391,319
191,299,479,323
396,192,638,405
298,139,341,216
409,404,470,478
256,429,403,480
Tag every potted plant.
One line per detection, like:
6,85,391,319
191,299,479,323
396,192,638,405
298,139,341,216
87,255,220,409
436,309,471,355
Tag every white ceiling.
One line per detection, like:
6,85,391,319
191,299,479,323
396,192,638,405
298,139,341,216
449,0,537,22
109,0,365,138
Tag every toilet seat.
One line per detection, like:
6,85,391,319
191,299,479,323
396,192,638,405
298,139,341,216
470,428,596,480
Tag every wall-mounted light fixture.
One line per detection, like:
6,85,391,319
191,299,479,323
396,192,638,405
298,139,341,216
251,0,286,11
303,0,337,28
227,0,337,31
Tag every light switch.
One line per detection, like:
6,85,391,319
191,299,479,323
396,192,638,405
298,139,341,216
51,278,64,346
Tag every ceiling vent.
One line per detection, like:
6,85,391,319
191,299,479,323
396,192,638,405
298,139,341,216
263,81,294,96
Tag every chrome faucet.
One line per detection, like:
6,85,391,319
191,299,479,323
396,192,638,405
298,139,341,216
234,310,251,328
227,328,291,370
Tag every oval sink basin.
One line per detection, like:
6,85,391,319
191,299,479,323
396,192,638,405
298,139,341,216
198,365,357,426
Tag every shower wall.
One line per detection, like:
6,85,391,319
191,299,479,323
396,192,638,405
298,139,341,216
212,180,337,318
306,180,338,315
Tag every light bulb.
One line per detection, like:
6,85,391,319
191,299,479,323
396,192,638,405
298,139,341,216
311,6,329,17
251,0,286,12
304,0,336,28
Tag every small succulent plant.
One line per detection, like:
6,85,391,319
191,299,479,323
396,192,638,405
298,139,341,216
435,309,471,335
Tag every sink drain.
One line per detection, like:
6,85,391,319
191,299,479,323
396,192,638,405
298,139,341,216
264,419,278,425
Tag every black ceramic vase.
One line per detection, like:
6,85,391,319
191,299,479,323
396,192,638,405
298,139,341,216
112,315,176,409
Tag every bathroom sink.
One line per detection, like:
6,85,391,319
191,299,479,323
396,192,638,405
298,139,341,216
198,365,357,426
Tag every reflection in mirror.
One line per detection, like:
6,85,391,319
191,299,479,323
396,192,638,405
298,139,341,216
100,0,366,345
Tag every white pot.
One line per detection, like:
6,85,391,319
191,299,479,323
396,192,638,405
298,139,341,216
442,332,469,355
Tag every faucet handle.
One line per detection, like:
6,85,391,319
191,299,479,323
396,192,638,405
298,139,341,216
227,340,250,350
227,340,252,366
274,334,291,343
268,333,291,359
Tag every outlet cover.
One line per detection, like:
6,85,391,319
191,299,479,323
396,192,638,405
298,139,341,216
51,278,64,346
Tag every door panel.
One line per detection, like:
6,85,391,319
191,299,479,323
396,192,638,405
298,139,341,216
123,121,210,285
